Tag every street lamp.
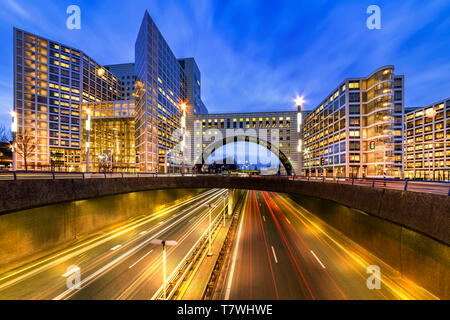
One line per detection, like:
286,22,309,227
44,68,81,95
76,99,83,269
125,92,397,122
180,102,186,176
150,238,178,300
223,193,228,227
10,111,17,171
203,203,217,256
295,96,305,177
85,108,91,173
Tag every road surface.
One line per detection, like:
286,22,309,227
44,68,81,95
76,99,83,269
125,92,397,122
0,188,227,300
221,190,436,300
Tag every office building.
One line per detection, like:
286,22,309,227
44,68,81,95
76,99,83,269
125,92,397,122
80,100,137,172
134,11,188,173
104,63,136,100
301,66,404,178
194,111,299,175
404,98,450,180
13,28,120,171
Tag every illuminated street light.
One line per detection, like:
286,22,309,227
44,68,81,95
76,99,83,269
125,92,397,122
180,102,187,175
203,203,217,256
294,95,306,107
223,193,227,227
10,110,17,171
86,109,91,173
150,238,178,300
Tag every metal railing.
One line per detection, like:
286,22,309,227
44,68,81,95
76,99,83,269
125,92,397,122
0,170,449,196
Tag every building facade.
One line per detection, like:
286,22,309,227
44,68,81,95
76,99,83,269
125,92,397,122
193,111,299,175
104,63,136,100
13,28,120,171
404,98,450,180
302,66,404,179
80,100,136,173
134,11,188,173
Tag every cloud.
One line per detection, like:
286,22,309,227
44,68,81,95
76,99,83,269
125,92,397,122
3,0,30,19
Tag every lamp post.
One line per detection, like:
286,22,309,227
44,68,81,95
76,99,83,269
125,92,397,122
180,103,186,176
295,96,305,177
10,111,17,171
150,238,178,300
85,108,91,173
203,203,216,256
223,193,227,227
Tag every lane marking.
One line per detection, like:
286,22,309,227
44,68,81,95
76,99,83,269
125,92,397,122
271,246,279,264
285,217,291,225
0,189,222,291
110,244,122,251
129,250,153,269
310,250,326,269
224,194,247,300
139,231,147,235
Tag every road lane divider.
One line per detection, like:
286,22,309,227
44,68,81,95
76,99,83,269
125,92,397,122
151,198,228,300
53,191,227,300
310,250,326,269
129,250,153,269
271,246,279,264
0,189,220,290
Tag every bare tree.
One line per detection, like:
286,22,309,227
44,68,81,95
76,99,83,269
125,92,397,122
0,124,12,143
15,134,36,171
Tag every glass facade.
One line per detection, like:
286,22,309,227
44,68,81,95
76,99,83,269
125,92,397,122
404,98,450,180
135,11,186,173
104,63,136,100
13,28,120,171
81,101,136,172
302,66,404,178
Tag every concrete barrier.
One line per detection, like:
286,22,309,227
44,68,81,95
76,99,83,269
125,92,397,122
289,193,449,299
0,176,448,245
0,188,205,268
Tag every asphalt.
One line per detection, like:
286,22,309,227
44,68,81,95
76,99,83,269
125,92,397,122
221,190,437,300
0,188,227,300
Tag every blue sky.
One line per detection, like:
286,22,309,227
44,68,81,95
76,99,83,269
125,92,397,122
0,0,449,127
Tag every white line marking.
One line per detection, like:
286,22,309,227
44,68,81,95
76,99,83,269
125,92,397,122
271,246,278,264
285,217,291,224
310,250,326,269
263,216,266,222
110,244,122,251
139,231,147,235
129,250,153,269
224,203,246,300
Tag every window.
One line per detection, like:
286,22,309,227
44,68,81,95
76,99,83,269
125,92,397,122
349,105,360,115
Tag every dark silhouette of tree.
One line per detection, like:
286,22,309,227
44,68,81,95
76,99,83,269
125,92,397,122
15,134,36,171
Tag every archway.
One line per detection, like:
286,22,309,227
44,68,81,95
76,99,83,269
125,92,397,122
198,135,294,175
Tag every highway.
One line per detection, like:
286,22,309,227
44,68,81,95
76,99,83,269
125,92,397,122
0,188,227,300
221,190,437,300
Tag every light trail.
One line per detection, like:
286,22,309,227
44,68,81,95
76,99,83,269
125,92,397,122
310,250,326,269
271,246,279,264
224,191,248,300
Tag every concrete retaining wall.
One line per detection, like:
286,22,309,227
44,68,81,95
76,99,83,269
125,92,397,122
1,177,448,244
289,193,449,299
0,188,205,268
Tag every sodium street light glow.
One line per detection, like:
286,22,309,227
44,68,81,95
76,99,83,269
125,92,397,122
151,238,178,300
